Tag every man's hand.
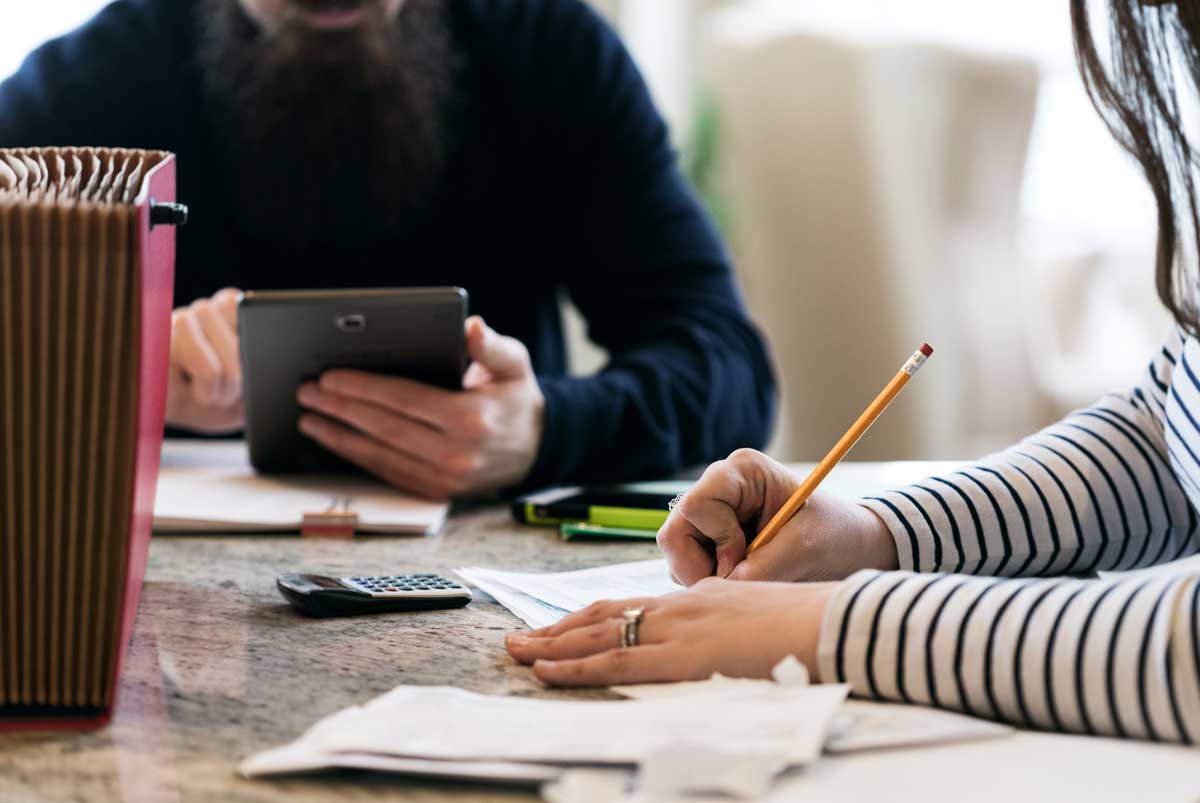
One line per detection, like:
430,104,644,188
165,287,245,433
296,316,545,498
657,449,900,586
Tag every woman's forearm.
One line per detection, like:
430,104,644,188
818,569,1200,742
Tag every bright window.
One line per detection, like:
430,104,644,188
0,2,108,80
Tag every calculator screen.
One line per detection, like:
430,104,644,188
306,575,344,589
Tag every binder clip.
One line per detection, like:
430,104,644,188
301,497,358,538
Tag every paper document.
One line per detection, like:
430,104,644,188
154,440,448,535
826,700,1012,752
240,681,849,782
614,674,1012,754
457,559,681,628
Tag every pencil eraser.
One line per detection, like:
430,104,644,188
919,343,934,357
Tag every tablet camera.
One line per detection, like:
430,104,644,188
335,313,367,333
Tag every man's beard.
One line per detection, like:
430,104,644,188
196,0,455,254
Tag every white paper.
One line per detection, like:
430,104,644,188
457,559,681,628
240,682,849,779
825,700,1011,753
614,675,1012,754
456,569,569,629
154,440,448,534
242,746,563,785
541,770,632,803
770,655,810,686
635,744,787,799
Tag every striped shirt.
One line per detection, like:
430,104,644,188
816,328,1200,743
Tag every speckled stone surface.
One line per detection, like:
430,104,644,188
0,506,662,802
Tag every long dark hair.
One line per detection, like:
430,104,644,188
1071,0,1200,336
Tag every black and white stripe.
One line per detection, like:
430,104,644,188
819,329,1200,743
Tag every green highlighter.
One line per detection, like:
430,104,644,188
512,482,692,532
559,522,660,541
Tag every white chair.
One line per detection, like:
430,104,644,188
705,14,1042,460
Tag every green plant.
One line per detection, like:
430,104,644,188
682,87,735,243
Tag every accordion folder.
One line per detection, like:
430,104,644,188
0,147,183,729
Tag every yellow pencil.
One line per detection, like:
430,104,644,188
746,343,934,556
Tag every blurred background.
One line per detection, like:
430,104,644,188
2,0,1172,462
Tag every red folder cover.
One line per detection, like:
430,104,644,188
0,147,182,729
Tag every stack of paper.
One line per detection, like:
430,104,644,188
240,677,850,790
240,662,1013,799
457,559,681,629
153,440,448,535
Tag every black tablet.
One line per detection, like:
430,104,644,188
238,287,468,473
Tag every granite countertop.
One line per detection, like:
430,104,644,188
0,506,662,803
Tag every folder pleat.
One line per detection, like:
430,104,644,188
0,147,179,728
34,188,51,705
1,203,16,705
59,201,91,709
18,200,34,705
48,201,71,707
77,205,109,707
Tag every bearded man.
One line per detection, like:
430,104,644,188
0,0,776,497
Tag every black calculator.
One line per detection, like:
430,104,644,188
276,573,472,617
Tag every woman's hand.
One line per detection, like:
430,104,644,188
505,578,839,686
658,449,898,586
165,287,245,433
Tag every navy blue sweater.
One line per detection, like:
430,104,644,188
0,0,776,488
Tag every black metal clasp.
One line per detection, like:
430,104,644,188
149,200,189,228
